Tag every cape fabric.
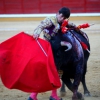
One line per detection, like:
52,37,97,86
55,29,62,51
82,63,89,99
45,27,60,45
0,32,61,93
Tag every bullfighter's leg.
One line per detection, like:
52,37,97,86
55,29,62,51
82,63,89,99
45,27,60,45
50,89,63,100
28,92,38,100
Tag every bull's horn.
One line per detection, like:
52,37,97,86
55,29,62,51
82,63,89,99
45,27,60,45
61,41,72,51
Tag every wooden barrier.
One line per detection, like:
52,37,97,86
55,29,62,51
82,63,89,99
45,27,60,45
0,16,100,22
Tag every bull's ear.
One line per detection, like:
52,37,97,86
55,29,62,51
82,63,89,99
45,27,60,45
60,41,72,51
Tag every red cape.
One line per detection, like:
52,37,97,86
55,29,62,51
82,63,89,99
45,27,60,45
0,32,61,93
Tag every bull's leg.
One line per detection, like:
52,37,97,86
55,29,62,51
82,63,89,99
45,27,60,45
62,76,73,92
72,91,84,100
81,75,91,96
60,81,66,96
81,63,91,97
62,75,84,100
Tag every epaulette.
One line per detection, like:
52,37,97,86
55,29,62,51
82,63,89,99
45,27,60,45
48,16,58,27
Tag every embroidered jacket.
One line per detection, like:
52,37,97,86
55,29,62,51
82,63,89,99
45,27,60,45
33,16,60,40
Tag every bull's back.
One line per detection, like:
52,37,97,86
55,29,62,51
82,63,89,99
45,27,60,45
71,30,90,62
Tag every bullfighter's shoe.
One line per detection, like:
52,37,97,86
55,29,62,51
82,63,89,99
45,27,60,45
27,97,38,100
49,96,63,100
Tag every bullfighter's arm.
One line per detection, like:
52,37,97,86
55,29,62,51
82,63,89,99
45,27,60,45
33,17,52,38
68,22,89,41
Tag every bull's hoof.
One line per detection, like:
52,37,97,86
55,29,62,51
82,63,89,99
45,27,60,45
72,92,84,100
84,92,91,97
49,96,63,100
60,91,66,97
77,92,84,100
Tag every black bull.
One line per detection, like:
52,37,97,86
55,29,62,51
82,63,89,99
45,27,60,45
49,29,91,100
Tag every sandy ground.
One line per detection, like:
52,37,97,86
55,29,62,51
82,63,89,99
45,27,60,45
0,19,100,100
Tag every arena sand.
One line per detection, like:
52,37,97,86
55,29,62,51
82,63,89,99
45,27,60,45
0,19,100,100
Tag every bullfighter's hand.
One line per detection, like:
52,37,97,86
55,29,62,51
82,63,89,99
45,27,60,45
68,22,76,28
33,33,40,39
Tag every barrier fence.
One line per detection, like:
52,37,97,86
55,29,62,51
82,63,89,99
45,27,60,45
0,0,100,14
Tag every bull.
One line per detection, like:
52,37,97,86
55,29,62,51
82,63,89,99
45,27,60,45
49,29,90,100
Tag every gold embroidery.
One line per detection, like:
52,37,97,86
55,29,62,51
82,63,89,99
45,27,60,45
44,32,51,40
50,16,58,26
50,16,60,33
33,17,52,35
51,33,55,37
33,16,60,40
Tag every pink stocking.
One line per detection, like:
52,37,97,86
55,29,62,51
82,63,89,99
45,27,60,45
30,92,38,100
51,89,60,100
